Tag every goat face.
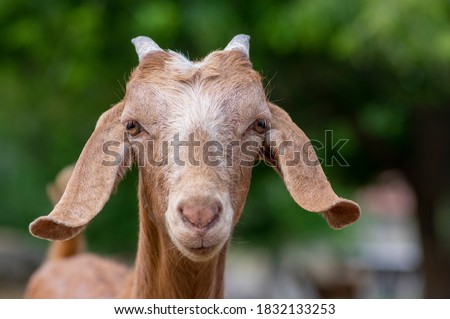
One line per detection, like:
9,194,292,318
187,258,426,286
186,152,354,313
29,35,360,263
122,43,269,261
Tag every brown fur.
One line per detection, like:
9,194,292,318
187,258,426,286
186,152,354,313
25,37,360,298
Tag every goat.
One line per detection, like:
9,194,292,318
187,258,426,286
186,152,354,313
25,34,360,298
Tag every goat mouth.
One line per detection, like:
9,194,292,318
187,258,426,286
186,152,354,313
188,245,215,255
178,240,225,262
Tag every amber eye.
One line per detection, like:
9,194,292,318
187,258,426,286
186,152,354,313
125,120,142,136
253,119,267,134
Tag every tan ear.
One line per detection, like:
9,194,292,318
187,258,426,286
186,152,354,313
46,164,75,205
264,102,360,229
30,102,130,240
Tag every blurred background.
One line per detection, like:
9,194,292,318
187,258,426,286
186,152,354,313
1,0,449,298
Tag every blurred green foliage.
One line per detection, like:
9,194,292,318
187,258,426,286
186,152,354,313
1,0,449,255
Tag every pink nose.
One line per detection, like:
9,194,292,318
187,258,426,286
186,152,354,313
177,200,221,230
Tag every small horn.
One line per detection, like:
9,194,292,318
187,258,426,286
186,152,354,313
224,34,250,57
131,36,163,62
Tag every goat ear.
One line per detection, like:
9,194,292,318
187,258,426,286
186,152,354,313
263,102,360,229
46,164,75,205
224,34,250,57
30,102,131,240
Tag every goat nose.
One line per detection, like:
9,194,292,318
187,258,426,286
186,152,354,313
178,201,221,230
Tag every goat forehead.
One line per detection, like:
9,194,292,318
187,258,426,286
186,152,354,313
126,51,267,136
167,50,202,71
162,86,239,138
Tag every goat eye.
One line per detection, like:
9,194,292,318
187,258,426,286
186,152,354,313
253,119,267,134
125,120,142,136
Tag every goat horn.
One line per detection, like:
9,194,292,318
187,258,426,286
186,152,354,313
131,36,163,62
224,34,250,57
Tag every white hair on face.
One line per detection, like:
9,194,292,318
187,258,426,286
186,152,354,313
168,50,204,72
160,54,228,140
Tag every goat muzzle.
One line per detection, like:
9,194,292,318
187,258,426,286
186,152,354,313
177,200,222,233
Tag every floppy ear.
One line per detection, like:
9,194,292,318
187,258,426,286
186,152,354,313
30,102,131,240
263,102,360,229
46,164,75,205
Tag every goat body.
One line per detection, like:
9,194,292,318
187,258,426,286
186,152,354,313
25,35,360,298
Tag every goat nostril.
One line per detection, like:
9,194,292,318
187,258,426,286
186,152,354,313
216,202,223,215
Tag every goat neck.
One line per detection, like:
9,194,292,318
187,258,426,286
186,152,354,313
122,177,227,298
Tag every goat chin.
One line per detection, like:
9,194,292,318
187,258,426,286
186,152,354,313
172,237,228,263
